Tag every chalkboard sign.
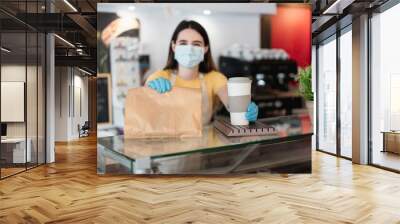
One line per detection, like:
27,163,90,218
97,74,112,124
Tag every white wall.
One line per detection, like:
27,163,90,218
72,74,89,138
1,64,46,164
54,67,89,141
1,65,34,138
100,5,263,77
55,67,69,141
138,13,260,77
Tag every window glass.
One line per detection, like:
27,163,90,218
339,28,352,158
317,36,337,154
1,30,28,178
371,3,400,171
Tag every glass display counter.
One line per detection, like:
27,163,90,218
97,115,312,174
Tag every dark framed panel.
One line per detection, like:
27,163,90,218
315,0,400,171
368,0,400,172
340,23,353,160
314,18,353,161
0,3,29,178
0,0,47,180
315,33,338,156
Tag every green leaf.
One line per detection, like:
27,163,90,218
297,66,313,101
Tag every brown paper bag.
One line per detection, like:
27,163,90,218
124,87,202,138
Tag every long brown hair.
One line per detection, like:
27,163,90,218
163,20,217,73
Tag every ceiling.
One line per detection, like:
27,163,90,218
311,0,390,43
0,32,45,65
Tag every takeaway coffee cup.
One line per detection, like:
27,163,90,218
227,77,252,126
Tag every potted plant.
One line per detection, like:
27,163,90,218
297,66,314,122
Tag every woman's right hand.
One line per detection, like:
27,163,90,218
147,78,172,93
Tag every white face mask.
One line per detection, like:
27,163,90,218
174,45,205,68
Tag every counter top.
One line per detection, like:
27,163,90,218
98,114,312,161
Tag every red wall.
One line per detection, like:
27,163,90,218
270,5,311,68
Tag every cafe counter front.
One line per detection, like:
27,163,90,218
97,114,312,174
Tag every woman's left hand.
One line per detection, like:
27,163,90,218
245,102,258,122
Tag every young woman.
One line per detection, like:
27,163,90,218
146,20,258,124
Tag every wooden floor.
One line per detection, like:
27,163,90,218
1,167,26,178
1,135,400,224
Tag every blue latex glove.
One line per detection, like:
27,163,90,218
245,102,258,122
147,77,172,93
